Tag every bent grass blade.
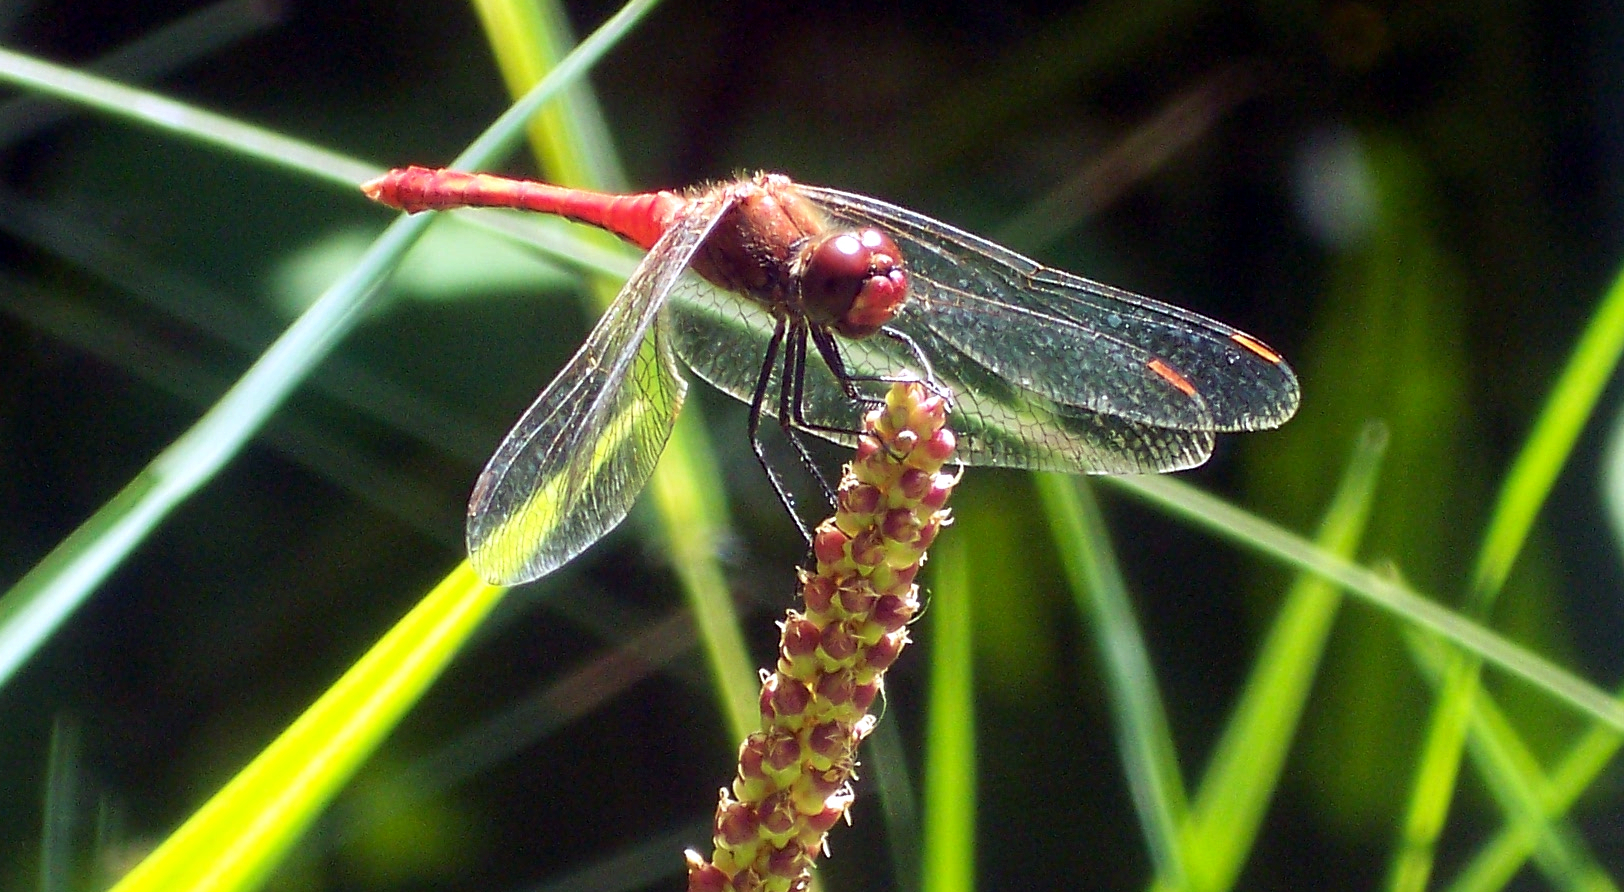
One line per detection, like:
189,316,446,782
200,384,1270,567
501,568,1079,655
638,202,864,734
109,567,505,892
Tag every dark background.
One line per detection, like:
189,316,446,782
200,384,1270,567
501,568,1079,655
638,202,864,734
2,1,1622,889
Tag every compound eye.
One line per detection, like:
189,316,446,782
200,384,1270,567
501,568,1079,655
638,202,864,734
802,232,872,309
801,229,908,338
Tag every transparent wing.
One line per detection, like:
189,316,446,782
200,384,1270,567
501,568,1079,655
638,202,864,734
466,194,732,585
798,184,1300,432
665,275,1215,474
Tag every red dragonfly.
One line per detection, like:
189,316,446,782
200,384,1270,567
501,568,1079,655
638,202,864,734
364,167,1300,585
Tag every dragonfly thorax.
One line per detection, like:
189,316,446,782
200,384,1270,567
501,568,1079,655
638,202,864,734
687,174,909,340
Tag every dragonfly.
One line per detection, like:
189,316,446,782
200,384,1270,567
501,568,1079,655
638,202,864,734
363,167,1300,585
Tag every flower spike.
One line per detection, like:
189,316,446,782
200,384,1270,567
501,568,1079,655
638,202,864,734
686,380,958,892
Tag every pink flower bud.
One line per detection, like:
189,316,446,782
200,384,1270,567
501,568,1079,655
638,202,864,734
765,731,802,773
799,768,844,803
738,735,768,782
758,792,797,837
852,680,880,712
814,527,849,565
819,621,857,662
865,630,906,670
803,802,846,835
882,507,921,543
923,476,954,509
685,855,729,892
836,580,875,615
801,573,834,612
765,844,809,880
916,519,940,550
806,721,850,766
849,528,885,567
871,594,912,631
839,482,882,515
780,615,820,671
770,677,812,721
718,799,759,846
816,670,855,706
898,467,932,500
917,392,948,425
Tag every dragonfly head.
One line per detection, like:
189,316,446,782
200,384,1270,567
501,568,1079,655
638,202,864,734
799,228,909,338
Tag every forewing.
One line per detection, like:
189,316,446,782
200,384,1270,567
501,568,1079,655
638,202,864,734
799,185,1300,432
665,276,1214,474
466,194,732,585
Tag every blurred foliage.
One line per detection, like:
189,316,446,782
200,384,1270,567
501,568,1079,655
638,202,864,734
3,1,1622,891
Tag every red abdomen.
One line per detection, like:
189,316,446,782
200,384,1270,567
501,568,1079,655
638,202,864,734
361,166,685,251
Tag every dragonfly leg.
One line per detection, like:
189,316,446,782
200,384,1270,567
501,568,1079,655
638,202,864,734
778,324,840,508
805,328,948,464
879,326,952,407
811,325,952,409
748,318,816,546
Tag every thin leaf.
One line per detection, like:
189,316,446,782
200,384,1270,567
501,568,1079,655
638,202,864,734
1038,474,1187,884
1472,252,1624,596
109,566,505,892
923,534,977,892
1165,423,1387,892
1102,475,1624,732
1394,221,1624,892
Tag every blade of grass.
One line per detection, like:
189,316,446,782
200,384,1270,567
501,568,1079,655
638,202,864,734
1389,247,1624,892
0,271,460,546
0,0,282,142
1472,251,1624,597
1402,630,1618,892
1160,423,1387,892
868,716,924,892
471,0,627,190
0,44,373,187
0,0,661,690
1038,474,1187,884
1102,475,1624,732
923,534,977,892
108,566,505,892
0,33,644,287
1447,716,1623,892
469,0,754,740
40,715,82,892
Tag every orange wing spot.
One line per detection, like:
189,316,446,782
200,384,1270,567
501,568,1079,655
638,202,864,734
1148,358,1199,398
1230,331,1283,364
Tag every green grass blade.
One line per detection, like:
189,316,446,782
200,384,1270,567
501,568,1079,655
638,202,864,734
1402,633,1617,892
0,42,644,286
0,214,431,687
923,534,977,892
1037,474,1187,884
0,44,372,186
1162,423,1386,892
109,566,506,892
0,0,658,690
1448,715,1624,892
1103,475,1624,731
1392,233,1624,892
1472,257,1624,596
